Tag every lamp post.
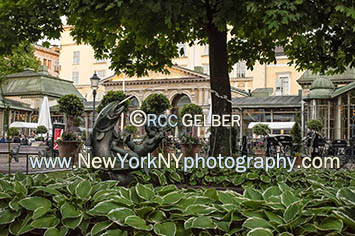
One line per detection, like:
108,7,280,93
90,72,100,128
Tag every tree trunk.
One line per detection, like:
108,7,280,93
208,24,232,156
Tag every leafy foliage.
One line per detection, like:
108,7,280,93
252,124,270,136
35,125,48,135
57,94,84,133
7,127,19,137
179,104,203,121
141,94,170,115
97,91,129,113
0,43,40,77
0,170,354,235
307,119,323,132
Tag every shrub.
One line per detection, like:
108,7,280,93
97,91,129,113
57,94,84,133
307,119,323,132
0,170,353,236
179,103,203,120
125,125,137,135
35,125,47,135
7,127,19,137
291,122,302,144
252,124,270,136
141,93,170,115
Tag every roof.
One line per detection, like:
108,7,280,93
3,69,84,99
232,95,301,109
0,98,33,111
298,68,355,85
308,77,335,99
251,88,273,97
231,86,249,97
332,81,355,98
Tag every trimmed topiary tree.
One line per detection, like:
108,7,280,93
57,94,84,133
179,103,203,137
252,124,270,137
141,94,170,115
291,122,302,152
307,119,323,132
97,91,129,113
36,125,47,136
7,127,19,137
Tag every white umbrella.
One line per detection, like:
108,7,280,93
38,96,52,133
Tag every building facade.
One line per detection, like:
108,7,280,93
34,45,60,77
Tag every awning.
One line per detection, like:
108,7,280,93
10,122,38,129
248,122,295,130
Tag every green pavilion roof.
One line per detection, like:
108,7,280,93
332,81,355,98
3,69,84,99
297,68,355,85
232,95,301,109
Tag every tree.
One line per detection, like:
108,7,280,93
97,91,129,113
307,119,323,132
291,122,302,152
252,124,270,137
179,103,203,137
36,125,48,137
63,0,355,155
141,94,170,116
57,94,84,133
0,43,40,77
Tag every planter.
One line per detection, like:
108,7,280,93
58,141,82,166
181,143,201,157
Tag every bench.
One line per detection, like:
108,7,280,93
0,143,49,174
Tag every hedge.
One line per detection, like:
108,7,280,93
0,170,354,235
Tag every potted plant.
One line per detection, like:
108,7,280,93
141,93,170,155
306,119,323,132
252,124,270,156
291,122,302,167
56,94,84,162
179,103,203,156
7,127,20,143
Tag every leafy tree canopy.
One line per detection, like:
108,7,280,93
0,43,40,78
307,119,323,132
179,104,203,121
252,124,270,136
97,91,129,113
141,94,170,115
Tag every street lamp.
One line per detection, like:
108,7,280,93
90,72,100,128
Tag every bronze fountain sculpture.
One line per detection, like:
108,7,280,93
85,96,165,185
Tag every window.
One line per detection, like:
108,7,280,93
73,51,80,65
203,64,209,75
97,70,106,79
48,60,52,70
235,61,246,78
71,71,79,85
177,43,186,57
43,59,47,66
203,45,209,55
275,74,290,95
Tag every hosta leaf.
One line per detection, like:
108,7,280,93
102,229,128,236
44,227,68,236
204,188,218,201
136,183,154,201
154,222,176,236
0,192,11,199
244,188,262,200
147,210,166,223
9,214,33,235
90,221,113,236
316,217,343,231
218,191,239,204
281,191,299,207
88,200,122,216
75,179,91,200
333,208,355,228
242,217,274,230
62,215,83,229
124,215,153,231
60,202,81,219
162,191,184,205
19,197,51,211
246,228,273,236
9,199,20,211
337,188,355,205
264,211,283,224
191,216,217,229
107,207,135,226
30,215,59,229
263,186,281,200
33,207,50,220
185,204,216,215
0,209,20,224
284,202,300,223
